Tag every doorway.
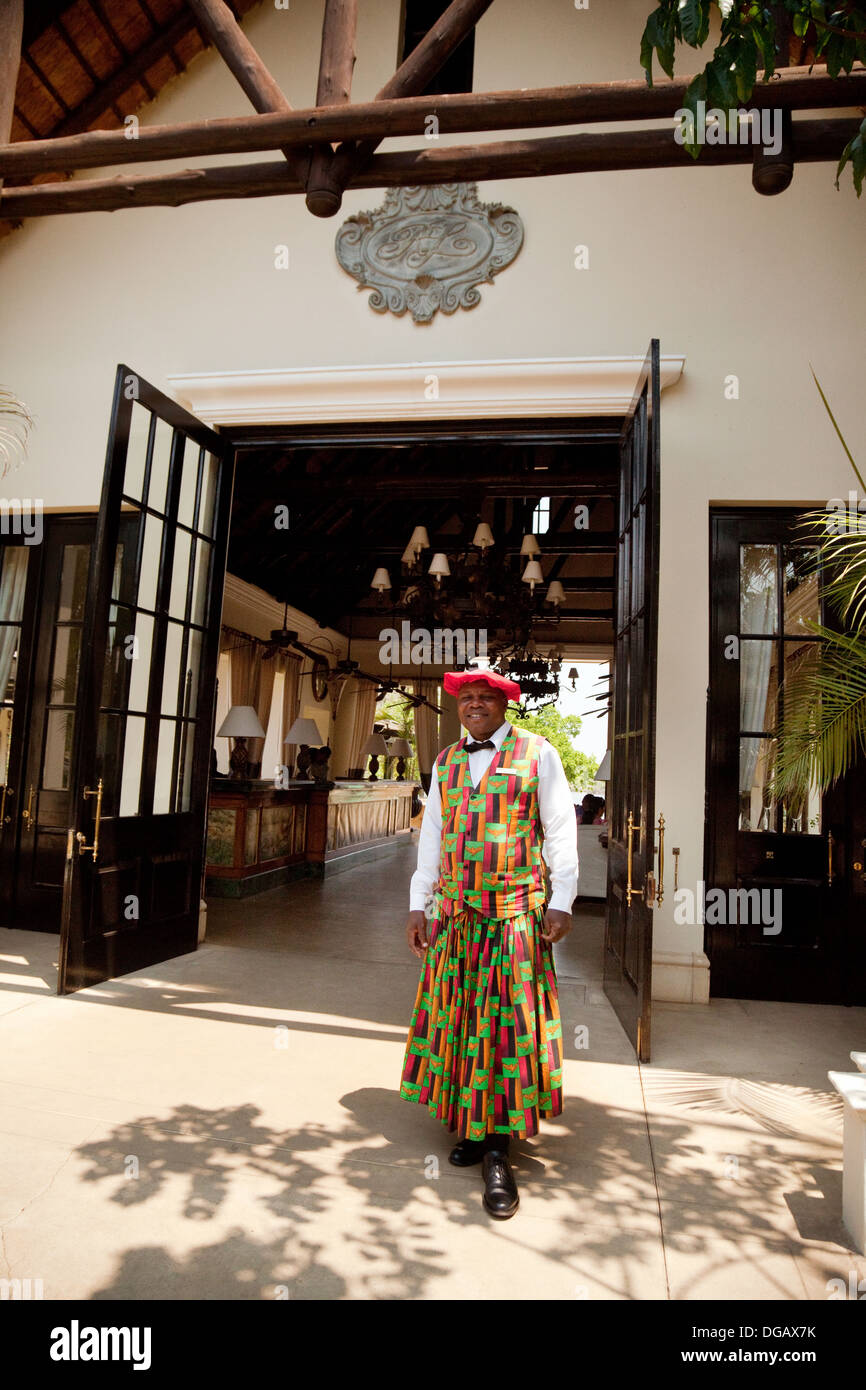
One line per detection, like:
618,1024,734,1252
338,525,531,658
706,507,866,1004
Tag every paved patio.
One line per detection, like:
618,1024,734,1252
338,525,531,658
1,839,864,1300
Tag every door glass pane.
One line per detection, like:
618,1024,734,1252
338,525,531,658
124,402,152,503
184,629,203,719
51,625,82,703
783,547,820,633
138,513,163,612
57,545,90,622
0,547,29,622
739,639,778,732
125,612,153,712
42,710,75,790
120,715,146,816
190,539,212,626
198,454,219,537
178,438,201,530
178,720,196,812
740,545,777,633
149,417,174,515
168,528,192,620
153,719,178,814
739,736,776,831
161,621,184,715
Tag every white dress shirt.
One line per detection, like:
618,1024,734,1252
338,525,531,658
409,721,579,915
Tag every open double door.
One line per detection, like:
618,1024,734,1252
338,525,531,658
52,366,234,993
3,352,662,1067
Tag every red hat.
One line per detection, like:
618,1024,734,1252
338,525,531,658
442,668,521,702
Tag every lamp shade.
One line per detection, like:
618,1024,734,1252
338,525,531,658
596,750,612,781
387,737,412,756
428,553,451,578
370,567,392,592
216,705,266,739
520,533,540,556
472,522,494,549
521,559,543,587
362,733,389,756
408,525,430,553
546,580,566,605
284,716,324,745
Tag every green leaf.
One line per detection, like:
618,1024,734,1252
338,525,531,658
810,365,866,492
679,0,703,46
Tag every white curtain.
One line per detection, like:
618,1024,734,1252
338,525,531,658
280,652,302,772
345,678,379,776
412,678,439,783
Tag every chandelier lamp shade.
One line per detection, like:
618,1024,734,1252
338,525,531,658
370,567,392,592
472,521,495,549
216,705,267,781
428,552,451,583
546,580,566,606
521,559,543,591
408,525,430,555
520,533,540,557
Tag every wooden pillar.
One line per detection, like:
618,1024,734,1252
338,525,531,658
438,696,461,751
0,0,23,199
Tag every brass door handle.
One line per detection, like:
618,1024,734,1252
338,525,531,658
0,784,13,826
76,778,104,862
21,784,34,826
656,813,665,906
626,810,644,907
828,830,843,885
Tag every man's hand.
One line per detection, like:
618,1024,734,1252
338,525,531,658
406,910,429,959
540,908,572,944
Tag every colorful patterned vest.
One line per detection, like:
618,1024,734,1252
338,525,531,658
435,725,547,919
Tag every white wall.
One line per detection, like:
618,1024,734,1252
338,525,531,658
1,0,865,968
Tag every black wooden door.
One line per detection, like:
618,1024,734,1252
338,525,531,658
604,340,661,1062
14,520,96,929
706,509,862,1003
58,365,234,994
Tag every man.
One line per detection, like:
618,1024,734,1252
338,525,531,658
399,668,579,1219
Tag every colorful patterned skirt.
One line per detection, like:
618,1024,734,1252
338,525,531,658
399,901,564,1139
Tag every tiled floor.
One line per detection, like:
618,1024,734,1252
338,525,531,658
0,839,864,1300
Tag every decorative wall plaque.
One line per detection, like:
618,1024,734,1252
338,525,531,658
335,183,524,324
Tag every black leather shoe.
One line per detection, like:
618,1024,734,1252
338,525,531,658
482,1150,519,1218
449,1138,485,1167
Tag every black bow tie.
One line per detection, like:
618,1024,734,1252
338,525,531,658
466,739,495,753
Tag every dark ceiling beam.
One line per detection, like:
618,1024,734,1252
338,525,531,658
237,532,618,556
2,118,856,217
1,66,862,178
226,476,618,502
0,0,23,199
318,0,497,216
185,0,311,184
87,0,158,103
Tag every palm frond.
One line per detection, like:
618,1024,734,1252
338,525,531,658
0,387,34,476
810,366,866,493
772,625,866,799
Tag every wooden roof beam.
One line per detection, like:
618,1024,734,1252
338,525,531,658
306,0,358,217
313,0,498,217
0,118,856,219
185,0,311,184
0,0,23,198
1,67,863,178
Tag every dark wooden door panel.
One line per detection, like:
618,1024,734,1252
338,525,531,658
603,340,660,1061
706,510,861,1004
58,365,234,994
